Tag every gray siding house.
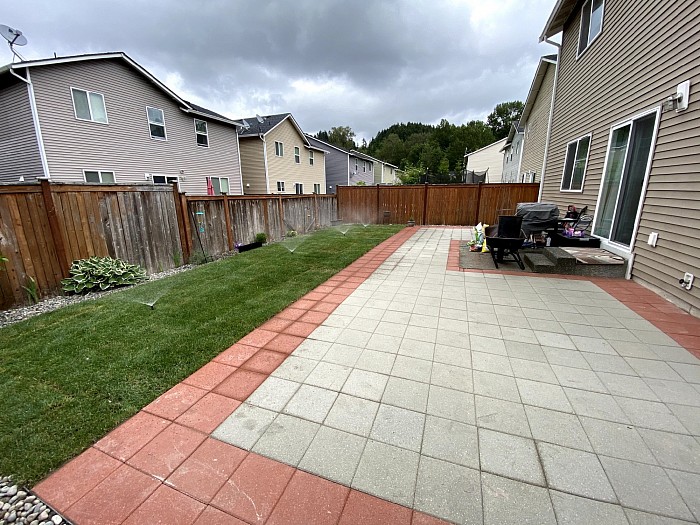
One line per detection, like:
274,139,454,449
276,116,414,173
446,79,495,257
500,125,525,182
305,135,374,193
0,52,244,195
539,0,700,315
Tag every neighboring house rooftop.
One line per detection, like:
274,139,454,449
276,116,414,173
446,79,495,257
0,51,242,127
237,112,324,150
519,55,557,126
501,124,525,151
465,138,507,157
540,0,578,40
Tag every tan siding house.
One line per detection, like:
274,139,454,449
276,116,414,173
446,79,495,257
465,139,506,182
237,114,326,195
540,0,700,315
519,55,557,183
0,53,244,195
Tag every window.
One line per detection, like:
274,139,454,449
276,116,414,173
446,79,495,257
561,134,591,191
275,141,284,156
294,146,300,164
309,150,314,166
313,183,321,194
151,174,179,184
578,0,604,56
71,88,108,123
84,170,115,183
295,183,303,195
208,176,230,195
362,161,366,173
277,181,285,192
147,107,166,140
355,160,358,171
194,119,209,147
368,163,372,172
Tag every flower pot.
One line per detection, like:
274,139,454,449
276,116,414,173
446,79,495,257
238,241,263,252
407,220,416,227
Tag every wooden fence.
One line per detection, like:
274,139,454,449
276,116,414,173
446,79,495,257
0,181,337,309
337,183,540,226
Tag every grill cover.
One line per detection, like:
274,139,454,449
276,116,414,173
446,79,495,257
515,203,559,236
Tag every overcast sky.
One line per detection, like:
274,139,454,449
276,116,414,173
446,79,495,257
3,0,558,142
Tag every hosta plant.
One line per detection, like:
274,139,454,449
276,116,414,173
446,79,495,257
62,256,147,294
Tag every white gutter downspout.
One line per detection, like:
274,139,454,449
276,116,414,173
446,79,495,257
234,130,244,195
15,68,51,179
538,38,561,202
261,134,270,194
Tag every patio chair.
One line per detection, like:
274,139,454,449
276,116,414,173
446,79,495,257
485,215,526,270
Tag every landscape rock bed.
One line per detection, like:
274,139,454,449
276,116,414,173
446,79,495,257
0,477,68,525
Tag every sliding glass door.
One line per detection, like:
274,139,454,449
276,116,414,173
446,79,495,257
593,110,658,248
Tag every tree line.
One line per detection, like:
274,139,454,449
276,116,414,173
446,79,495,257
313,101,524,184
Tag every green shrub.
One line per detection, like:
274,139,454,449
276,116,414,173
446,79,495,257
255,232,268,244
61,256,147,294
286,230,298,237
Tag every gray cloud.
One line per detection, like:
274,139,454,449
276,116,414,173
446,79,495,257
3,0,557,141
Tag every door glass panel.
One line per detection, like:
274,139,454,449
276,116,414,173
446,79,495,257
611,113,655,246
594,125,630,238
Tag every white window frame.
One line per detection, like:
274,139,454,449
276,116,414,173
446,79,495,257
146,106,167,140
577,0,605,59
150,174,179,185
294,182,303,195
313,183,321,194
591,106,661,256
194,119,209,148
71,87,108,124
309,150,314,166
83,169,115,184
208,176,230,195
560,133,592,193
294,146,300,164
277,181,285,192
362,161,366,173
275,141,284,157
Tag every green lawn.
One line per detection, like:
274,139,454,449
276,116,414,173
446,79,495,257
0,225,403,485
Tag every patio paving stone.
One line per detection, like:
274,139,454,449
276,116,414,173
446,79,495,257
482,473,556,525
478,428,545,485
549,490,628,525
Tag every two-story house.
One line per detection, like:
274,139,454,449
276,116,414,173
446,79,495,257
464,138,507,182
518,54,557,185
305,135,375,193
500,124,525,182
539,0,700,315
0,52,244,195
236,113,326,195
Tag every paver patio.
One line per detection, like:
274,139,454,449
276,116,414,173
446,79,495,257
34,227,700,524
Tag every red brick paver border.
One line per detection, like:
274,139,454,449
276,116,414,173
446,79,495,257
34,228,699,524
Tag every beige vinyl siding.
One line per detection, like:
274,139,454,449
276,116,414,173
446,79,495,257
30,59,242,195
520,64,555,183
238,137,268,194
542,0,700,314
265,119,325,194
0,80,43,183
465,139,506,182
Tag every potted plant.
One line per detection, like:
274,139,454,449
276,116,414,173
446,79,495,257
238,233,267,252
407,217,416,227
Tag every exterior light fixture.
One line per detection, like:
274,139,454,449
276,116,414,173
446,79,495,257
663,80,690,113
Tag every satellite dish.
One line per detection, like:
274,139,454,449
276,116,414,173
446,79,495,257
241,118,250,130
255,114,265,124
0,24,28,61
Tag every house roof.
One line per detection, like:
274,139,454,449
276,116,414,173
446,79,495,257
465,138,507,158
237,112,313,147
350,150,398,169
519,54,558,125
501,124,525,151
305,134,350,155
540,0,579,41
1,52,243,127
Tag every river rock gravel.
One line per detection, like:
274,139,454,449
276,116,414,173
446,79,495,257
0,477,68,525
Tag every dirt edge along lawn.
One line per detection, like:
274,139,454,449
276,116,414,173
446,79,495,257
0,225,403,485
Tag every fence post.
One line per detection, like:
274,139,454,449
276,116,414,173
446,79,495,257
172,183,191,261
180,193,193,261
262,197,270,238
376,185,381,225
422,183,429,225
277,195,284,238
474,182,483,225
222,193,234,251
313,193,319,229
39,179,70,276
